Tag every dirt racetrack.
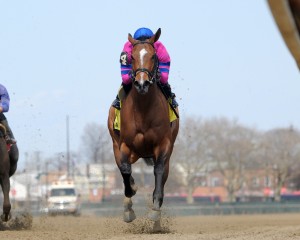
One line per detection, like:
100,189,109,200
1,213,300,240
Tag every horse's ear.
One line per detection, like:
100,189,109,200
150,28,161,43
128,33,138,45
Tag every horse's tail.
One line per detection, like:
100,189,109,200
143,158,154,166
0,123,6,137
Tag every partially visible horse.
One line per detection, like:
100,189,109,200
108,28,179,223
268,0,300,69
0,124,19,222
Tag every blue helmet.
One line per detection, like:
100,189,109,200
133,27,154,40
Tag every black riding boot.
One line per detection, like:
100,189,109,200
160,83,179,108
0,119,16,144
112,83,132,110
112,95,121,110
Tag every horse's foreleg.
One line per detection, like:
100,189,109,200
121,172,137,222
123,197,136,222
120,154,137,198
9,144,19,177
119,154,137,222
0,174,11,222
148,154,170,221
153,158,165,210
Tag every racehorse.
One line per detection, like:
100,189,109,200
108,28,179,223
0,124,19,222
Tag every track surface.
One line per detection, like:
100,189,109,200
1,213,300,239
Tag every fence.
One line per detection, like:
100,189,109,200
80,198,300,217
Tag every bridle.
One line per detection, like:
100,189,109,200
130,41,159,84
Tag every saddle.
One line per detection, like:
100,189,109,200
113,99,178,131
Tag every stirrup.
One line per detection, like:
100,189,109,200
112,98,121,110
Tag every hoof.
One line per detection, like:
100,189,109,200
148,209,161,222
1,213,11,222
153,220,162,232
123,209,136,223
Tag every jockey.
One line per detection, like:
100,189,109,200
112,27,178,110
0,84,16,144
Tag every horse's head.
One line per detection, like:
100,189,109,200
128,28,161,94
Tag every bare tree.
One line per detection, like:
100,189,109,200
208,118,258,202
80,122,113,164
172,116,212,204
261,126,300,202
289,167,300,190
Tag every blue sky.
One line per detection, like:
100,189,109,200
0,0,299,162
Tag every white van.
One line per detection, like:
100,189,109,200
46,180,81,216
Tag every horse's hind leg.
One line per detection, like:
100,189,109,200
0,174,11,222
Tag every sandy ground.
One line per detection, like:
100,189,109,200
0,212,300,240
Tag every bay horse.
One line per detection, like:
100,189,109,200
0,124,19,222
108,28,179,223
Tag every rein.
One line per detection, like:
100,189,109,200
130,42,160,84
